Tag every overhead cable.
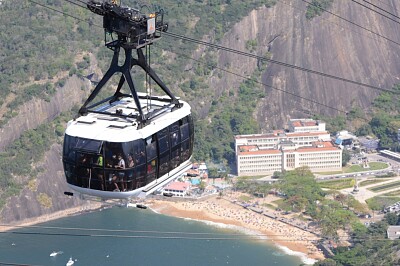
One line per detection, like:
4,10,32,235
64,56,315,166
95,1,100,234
350,0,400,24
300,0,400,48
172,51,350,115
36,0,400,96
164,31,399,95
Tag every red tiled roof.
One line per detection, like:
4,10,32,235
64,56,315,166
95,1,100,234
292,121,302,127
165,181,190,191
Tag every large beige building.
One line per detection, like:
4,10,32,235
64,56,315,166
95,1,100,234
235,119,342,176
235,130,331,153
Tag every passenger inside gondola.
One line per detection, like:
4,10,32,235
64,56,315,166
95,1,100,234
116,154,126,191
77,154,90,187
95,154,104,190
127,154,135,190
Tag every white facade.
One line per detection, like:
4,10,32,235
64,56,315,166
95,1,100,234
237,148,282,176
288,119,326,133
237,142,342,175
162,181,191,197
235,131,331,153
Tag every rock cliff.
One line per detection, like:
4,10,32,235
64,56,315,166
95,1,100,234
206,0,400,129
0,144,88,223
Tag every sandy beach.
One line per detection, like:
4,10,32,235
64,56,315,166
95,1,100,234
0,193,325,263
148,194,325,263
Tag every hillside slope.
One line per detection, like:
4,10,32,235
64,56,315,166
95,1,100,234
200,0,400,129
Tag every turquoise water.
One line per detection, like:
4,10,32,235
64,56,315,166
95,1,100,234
0,207,302,265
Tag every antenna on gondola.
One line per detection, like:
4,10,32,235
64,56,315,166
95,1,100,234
78,0,180,125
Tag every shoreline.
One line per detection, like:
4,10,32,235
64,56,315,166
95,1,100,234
147,195,325,264
0,202,103,232
0,195,325,264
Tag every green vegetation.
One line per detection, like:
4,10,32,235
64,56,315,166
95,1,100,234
366,196,400,211
358,179,389,187
382,189,400,197
239,195,253,202
384,213,400,225
319,178,354,190
0,111,74,208
305,0,334,20
369,162,389,170
0,0,102,126
245,39,258,52
368,181,400,192
343,162,387,173
37,193,52,208
325,221,400,266
234,167,371,240
194,67,266,162
342,149,351,166
355,84,400,151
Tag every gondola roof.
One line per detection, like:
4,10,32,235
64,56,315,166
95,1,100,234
66,94,190,143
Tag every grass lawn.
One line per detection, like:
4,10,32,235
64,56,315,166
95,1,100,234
368,180,400,192
366,196,400,210
317,162,388,175
359,179,390,187
319,178,354,189
271,198,291,211
239,195,253,202
343,162,388,173
315,171,343,175
382,189,400,197
261,203,277,210
237,175,266,180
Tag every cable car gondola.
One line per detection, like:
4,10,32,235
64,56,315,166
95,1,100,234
62,1,194,199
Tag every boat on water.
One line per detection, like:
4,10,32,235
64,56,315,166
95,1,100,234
66,258,74,266
136,204,147,209
50,251,58,257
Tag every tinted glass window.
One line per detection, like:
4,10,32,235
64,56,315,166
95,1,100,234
180,124,189,141
76,138,103,153
170,122,180,148
159,153,170,177
146,136,157,160
105,142,123,168
158,135,169,154
181,140,190,162
133,140,146,165
63,135,77,162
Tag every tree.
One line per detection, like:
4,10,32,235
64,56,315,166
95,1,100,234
342,149,351,166
199,181,206,191
384,213,399,225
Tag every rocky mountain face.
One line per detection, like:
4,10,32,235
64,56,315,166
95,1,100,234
205,0,400,129
0,144,87,223
0,73,93,223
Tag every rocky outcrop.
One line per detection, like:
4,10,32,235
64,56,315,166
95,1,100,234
0,144,87,223
205,1,400,129
0,75,91,151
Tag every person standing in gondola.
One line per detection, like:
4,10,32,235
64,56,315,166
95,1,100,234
116,154,126,191
127,154,135,190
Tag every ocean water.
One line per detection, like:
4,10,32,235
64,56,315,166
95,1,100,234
0,207,304,265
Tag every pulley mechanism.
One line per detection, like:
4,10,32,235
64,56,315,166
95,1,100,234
78,1,179,124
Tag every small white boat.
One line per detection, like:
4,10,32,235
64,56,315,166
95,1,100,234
66,257,74,266
50,251,58,257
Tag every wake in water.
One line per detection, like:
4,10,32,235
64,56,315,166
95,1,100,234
50,251,63,257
